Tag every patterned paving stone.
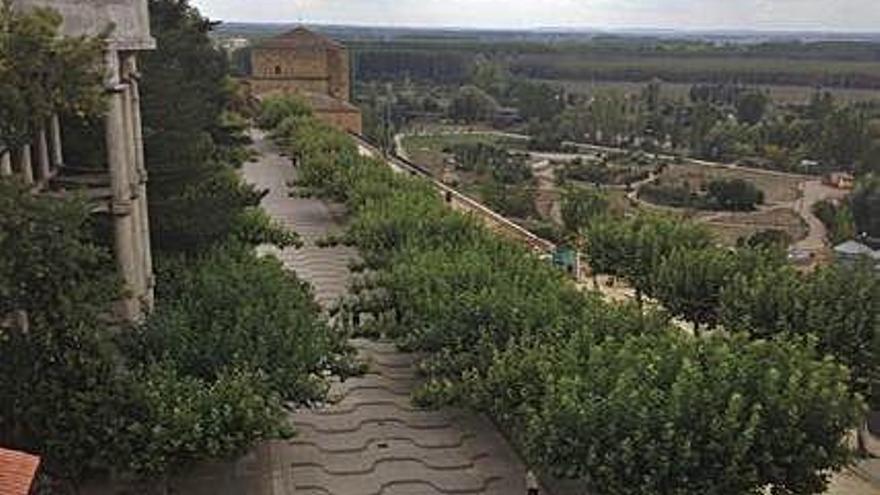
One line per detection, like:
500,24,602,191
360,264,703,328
242,131,531,495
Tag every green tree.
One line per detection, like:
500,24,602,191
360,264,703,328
803,264,879,409
585,214,712,306
851,174,880,238
735,90,769,126
654,246,736,331
0,2,103,151
471,55,510,98
493,332,863,495
813,199,856,245
0,179,131,483
689,102,720,158
814,108,871,170
512,80,564,122
447,85,498,124
719,265,805,338
141,0,262,253
721,263,879,408
256,94,312,130
706,178,765,211
267,108,867,495
560,187,608,234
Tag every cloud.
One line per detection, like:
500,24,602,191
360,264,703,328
191,0,880,31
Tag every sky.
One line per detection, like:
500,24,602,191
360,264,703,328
191,0,880,32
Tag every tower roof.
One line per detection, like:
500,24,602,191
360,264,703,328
257,27,343,50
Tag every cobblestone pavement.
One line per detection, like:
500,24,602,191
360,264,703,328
243,131,530,495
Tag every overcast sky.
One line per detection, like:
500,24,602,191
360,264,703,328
191,0,879,31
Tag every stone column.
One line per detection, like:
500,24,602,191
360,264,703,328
50,114,64,170
0,150,11,176
36,126,51,182
104,49,140,322
120,55,146,308
124,53,155,311
19,143,34,185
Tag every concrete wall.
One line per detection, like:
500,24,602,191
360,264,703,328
13,0,154,50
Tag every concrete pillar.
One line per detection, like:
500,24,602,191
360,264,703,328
50,114,64,170
124,53,154,311
104,49,140,322
0,150,11,176
19,143,34,185
36,126,51,182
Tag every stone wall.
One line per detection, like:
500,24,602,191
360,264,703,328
326,47,350,101
249,78,330,97
316,111,362,135
250,44,349,101
252,47,328,79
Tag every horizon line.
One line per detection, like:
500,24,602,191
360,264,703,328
214,20,880,36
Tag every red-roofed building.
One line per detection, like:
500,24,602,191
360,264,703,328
0,448,41,495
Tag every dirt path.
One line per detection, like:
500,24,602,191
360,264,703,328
245,130,530,495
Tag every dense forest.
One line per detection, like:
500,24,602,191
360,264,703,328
347,38,880,89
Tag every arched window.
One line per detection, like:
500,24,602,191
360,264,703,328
274,65,282,75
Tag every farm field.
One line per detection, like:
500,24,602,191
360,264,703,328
537,79,880,104
656,162,805,203
699,208,809,245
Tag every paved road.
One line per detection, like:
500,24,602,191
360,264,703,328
245,130,530,495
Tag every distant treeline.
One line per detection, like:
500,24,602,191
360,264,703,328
349,40,880,89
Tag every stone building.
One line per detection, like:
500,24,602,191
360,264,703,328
5,0,156,322
249,27,362,134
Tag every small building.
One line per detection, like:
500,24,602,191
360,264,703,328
833,240,880,270
248,27,362,134
0,448,41,495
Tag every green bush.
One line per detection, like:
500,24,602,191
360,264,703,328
257,94,313,130
479,331,861,495
124,246,351,404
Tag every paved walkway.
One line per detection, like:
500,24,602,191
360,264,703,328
245,131,530,495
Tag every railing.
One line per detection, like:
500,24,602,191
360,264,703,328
349,133,557,255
